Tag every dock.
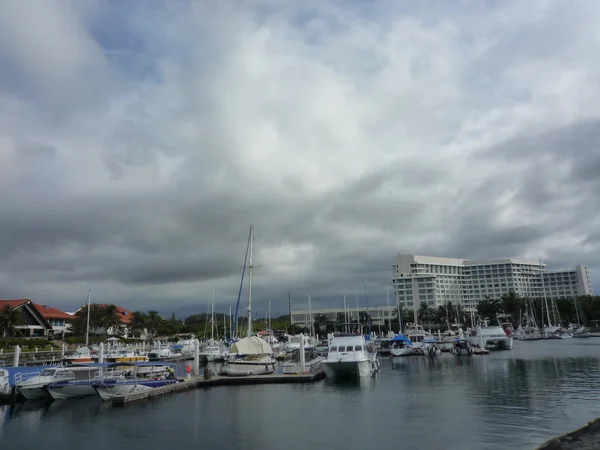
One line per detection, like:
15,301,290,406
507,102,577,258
111,372,325,405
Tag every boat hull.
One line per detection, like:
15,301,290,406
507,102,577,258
390,348,413,357
47,383,97,400
17,386,51,400
322,359,371,378
94,380,176,401
226,360,276,375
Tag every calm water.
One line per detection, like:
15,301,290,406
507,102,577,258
2,340,600,450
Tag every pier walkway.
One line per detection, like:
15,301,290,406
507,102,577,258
111,371,325,405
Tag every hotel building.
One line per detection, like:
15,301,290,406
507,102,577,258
393,254,593,311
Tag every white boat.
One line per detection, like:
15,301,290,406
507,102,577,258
322,333,378,378
148,344,176,360
63,346,94,364
451,339,474,356
93,362,178,401
420,339,442,356
389,334,413,357
282,348,325,374
172,338,196,356
199,342,226,362
0,368,10,395
469,319,513,350
46,363,126,400
225,336,276,375
572,327,591,338
405,323,433,349
15,367,75,400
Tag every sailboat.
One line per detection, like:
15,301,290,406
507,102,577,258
64,290,94,364
224,227,276,376
200,278,226,362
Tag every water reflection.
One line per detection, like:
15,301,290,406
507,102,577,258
2,341,600,449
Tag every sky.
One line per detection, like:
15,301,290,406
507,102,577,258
0,0,599,319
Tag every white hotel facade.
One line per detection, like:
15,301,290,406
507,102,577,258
290,254,593,327
394,254,593,312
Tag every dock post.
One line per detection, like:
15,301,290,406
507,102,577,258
98,342,105,363
13,345,20,367
61,344,65,359
300,333,306,373
193,339,200,376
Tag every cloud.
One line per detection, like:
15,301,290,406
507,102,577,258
0,0,599,317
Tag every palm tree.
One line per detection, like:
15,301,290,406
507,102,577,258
418,302,432,323
129,311,148,338
0,305,24,338
146,311,162,337
101,305,123,335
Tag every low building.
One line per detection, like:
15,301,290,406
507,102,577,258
0,299,53,337
291,305,395,328
33,304,74,337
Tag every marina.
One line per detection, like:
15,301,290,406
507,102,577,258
2,339,600,449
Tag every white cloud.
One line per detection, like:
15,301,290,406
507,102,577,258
0,0,598,315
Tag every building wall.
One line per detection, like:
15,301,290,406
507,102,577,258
393,254,593,311
291,306,396,327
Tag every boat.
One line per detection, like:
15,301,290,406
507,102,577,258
376,338,392,356
106,350,149,363
451,339,474,356
545,327,573,339
15,367,77,400
63,346,94,364
199,342,226,362
468,319,513,350
389,334,413,357
420,339,442,356
405,323,433,349
93,362,178,401
282,348,325,374
1,368,10,395
46,363,116,399
224,336,276,375
322,332,379,378
147,343,176,360
572,327,591,338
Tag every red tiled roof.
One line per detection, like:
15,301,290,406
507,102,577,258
33,304,73,320
94,304,133,324
0,299,30,309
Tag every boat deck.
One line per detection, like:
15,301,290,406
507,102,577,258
111,371,325,405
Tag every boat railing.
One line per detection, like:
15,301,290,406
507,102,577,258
15,371,40,384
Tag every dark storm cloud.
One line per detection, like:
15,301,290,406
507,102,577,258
0,1,599,315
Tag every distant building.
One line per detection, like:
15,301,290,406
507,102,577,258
290,305,395,328
33,304,74,337
74,304,134,337
393,254,593,312
0,299,53,337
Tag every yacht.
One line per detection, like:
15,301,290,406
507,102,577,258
172,338,196,356
106,350,149,363
93,362,178,401
224,336,276,376
451,339,474,356
15,367,77,400
389,334,413,357
199,341,226,362
322,333,379,378
148,344,176,360
63,346,94,364
282,348,325,374
469,319,513,350
405,323,432,349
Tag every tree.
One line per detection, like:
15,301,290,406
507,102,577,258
101,305,123,334
313,314,330,334
476,298,502,321
0,305,24,338
500,291,526,322
129,311,148,338
146,310,162,337
358,311,371,325
418,302,434,323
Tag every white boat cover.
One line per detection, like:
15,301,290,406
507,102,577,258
231,336,272,355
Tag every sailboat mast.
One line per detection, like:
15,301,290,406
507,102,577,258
211,278,215,341
268,299,271,331
308,294,312,337
247,226,253,337
386,289,392,331
541,260,552,326
343,294,348,333
229,306,232,339
85,290,91,348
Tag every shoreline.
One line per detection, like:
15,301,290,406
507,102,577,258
536,418,600,449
